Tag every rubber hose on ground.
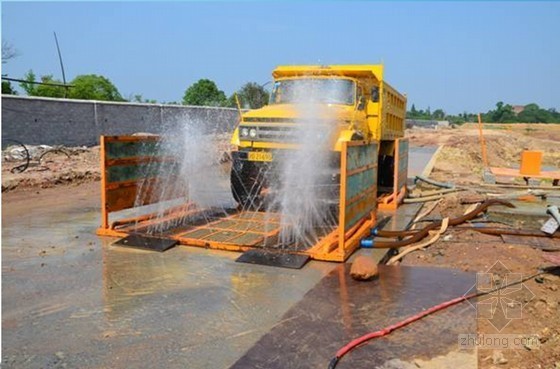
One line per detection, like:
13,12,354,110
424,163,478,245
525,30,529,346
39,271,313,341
372,199,515,248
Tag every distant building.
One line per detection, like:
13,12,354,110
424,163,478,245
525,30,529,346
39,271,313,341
512,105,525,115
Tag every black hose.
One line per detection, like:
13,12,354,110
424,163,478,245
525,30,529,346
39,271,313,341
3,139,30,173
39,148,71,162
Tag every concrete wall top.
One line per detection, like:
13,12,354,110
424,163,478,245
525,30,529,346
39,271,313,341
1,94,240,111
1,95,241,147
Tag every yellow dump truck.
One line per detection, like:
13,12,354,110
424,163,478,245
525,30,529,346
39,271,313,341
230,64,408,209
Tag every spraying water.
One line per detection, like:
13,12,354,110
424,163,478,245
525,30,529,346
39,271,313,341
133,114,235,235
266,78,351,250
131,78,352,252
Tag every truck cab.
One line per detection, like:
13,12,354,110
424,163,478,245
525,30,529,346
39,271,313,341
230,65,407,208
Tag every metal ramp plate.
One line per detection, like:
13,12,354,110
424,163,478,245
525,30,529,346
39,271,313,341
113,234,178,252
236,249,310,269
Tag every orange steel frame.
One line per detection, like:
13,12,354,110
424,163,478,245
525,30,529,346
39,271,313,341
378,138,408,210
97,137,377,262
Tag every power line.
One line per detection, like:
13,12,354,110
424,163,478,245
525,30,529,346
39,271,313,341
1,76,73,88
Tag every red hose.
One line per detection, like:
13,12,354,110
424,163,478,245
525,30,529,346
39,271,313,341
335,293,472,358
327,271,543,369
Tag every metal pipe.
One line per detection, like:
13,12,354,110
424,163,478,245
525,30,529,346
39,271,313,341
404,194,446,203
414,175,454,189
407,188,463,198
458,226,560,239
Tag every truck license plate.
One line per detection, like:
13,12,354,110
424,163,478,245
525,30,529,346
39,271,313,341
248,151,273,162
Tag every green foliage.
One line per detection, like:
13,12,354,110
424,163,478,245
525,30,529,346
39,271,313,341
225,94,238,108
483,102,559,123
407,101,560,125
19,70,38,95
68,74,123,101
19,71,122,101
233,82,269,109
19,70,67,98
517,103,553,123
182,79,227,107
132,94,157,104
432,109,445,120
406,105,437,120
2,81,17,95
485,101,517,123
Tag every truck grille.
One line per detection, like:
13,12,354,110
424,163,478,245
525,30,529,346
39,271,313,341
255,126,298,142
240,122,335,143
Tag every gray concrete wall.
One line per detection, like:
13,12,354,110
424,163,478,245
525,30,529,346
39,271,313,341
405,119,451,129
1,95,240,147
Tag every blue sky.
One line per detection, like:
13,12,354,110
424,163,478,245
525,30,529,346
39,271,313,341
2,2,559,114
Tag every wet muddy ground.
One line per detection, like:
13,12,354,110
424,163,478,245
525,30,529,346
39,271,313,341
2,183,336,368
2,146,486,369
2,182,479,369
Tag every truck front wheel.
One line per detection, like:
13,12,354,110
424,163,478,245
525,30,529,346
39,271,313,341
230,158,264,210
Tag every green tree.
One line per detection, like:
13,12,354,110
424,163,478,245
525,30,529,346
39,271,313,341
517,103,555,123
431,109,445,120
182,79,227,106
68,74,123,101
234,82,269,109
132,94,157,104
225,94,237,108
19,70,38,95
548,108,560,123
2,81,17,94
487,102,517,123
19,71,66,98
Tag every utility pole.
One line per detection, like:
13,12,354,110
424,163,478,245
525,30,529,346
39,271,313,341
53,32,68,98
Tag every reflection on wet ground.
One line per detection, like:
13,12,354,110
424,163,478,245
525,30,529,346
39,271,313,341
232,265,477,369
2,190,334,368
2,146,444,368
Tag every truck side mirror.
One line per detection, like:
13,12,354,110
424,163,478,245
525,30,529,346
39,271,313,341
371,87,379,103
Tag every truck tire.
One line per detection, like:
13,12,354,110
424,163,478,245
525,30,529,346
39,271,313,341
230,159,263,209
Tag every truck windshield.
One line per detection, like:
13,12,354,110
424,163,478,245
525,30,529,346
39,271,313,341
270,78,355,105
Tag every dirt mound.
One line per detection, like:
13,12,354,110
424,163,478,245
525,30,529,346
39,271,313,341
408,126,560,184
2,146,101,192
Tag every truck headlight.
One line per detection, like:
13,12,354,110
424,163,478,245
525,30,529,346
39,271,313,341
240,127,249,137
249,128,257,138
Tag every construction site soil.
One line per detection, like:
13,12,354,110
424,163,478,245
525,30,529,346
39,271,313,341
2,125,559,368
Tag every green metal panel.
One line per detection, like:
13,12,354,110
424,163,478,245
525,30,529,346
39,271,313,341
106,162,179,183
106,141,161,159
343,142,378,232
346,143,377,172
346,169,376,201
